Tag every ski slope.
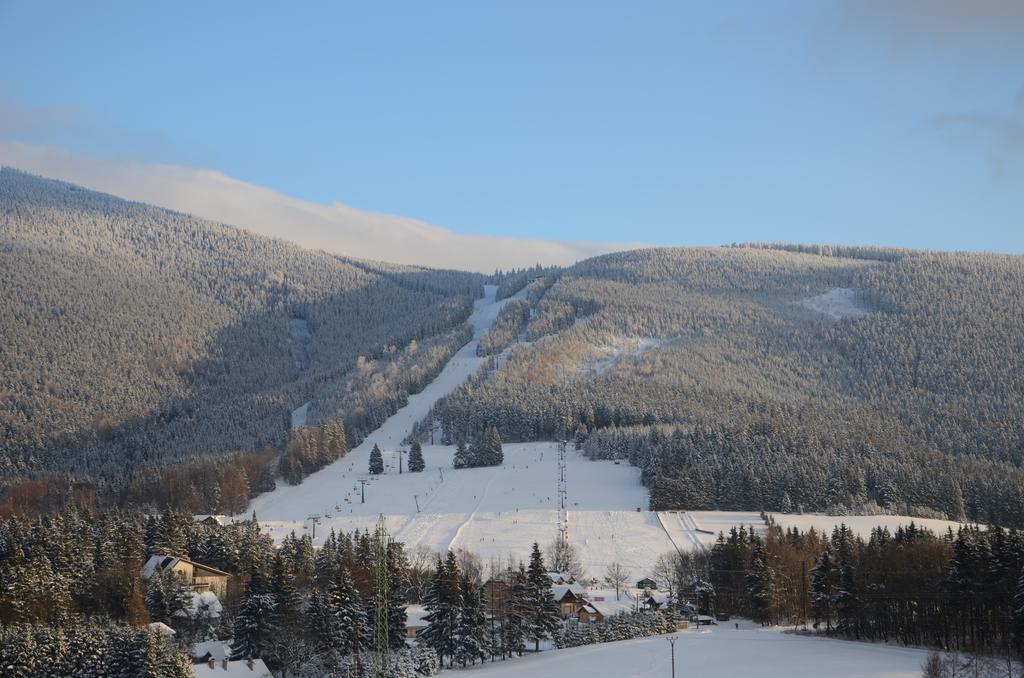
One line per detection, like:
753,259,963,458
450,622,932,678
244,282,964,580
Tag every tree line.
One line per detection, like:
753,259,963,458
653,519,1024,664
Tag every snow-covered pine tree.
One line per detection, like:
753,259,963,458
156,509,187,555
454,572,488,666
408,441,425,472
502,565,529,658
810,544,836,631
419,553,461,666
746,543,775,625
485,425,504,466
387,543,410,650
369,444,385,475
525,543,561,652
327,557,367,658
230,583,278,660
144,568,168,623
453,440,468,469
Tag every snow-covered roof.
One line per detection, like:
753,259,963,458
546,571,574,583
147,622,175,637
190,591,223,618
405,604,429,628
191,658,272,677
190,640,230,662
141,554,231,579
192,515,226,525
551,583,585,601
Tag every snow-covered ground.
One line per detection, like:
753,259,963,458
449,623,931,678
290,401,311,429
583,337,663,377
797,287,868,320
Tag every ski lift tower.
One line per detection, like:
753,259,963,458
557,439,569,550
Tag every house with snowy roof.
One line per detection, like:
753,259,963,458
546,571,576,585
142,554,230,599
551,582,587,619
192,657,272,677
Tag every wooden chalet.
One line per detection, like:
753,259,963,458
577,602,605,624
142,554,230,599
552,583,586,619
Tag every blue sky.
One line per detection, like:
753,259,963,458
1,0,1022,252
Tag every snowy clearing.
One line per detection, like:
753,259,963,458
582,337,663,377
290,401,311,429
797,287,868,320
449,622,930,678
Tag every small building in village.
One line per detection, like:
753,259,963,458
483,578,511,614
546,571,576,585
191,657,273,677
636,577,658,590
405,604,429,639
192,515,226,526
552,583,587,619
577,602,605,624
142,555,230,600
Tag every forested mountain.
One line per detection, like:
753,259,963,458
0,169,483,494
428,246,1024,526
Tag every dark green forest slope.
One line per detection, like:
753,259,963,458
0,169,482,491
429,246,1024,526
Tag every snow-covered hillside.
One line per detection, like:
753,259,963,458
449,623,931,678
245,282,965,581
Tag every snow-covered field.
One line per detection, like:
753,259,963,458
450,622,931,677
797,287,868,320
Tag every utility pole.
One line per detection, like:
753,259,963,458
414,494,420,512
667,636,677,678
359,479,369,504
398,448,404,474
801,560,808,630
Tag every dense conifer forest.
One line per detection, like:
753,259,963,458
428,246,1024,526
0,170,482,504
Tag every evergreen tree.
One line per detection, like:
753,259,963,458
811,545,837,632
453,440,468,469
525,543,561,652
386,543,410,650
327,558,367,658
369,444,385,475
156,510,187,555
408,441,425,473
482,425,504,466
454,572,488,666
502,566,529,658
420,553,461,666
231,584,278,660
746,543,775,625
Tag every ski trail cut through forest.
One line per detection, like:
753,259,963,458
244,284,527,522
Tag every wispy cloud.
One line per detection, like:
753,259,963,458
832,0,1024,52
0,139,638,272
929,110,1024,178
